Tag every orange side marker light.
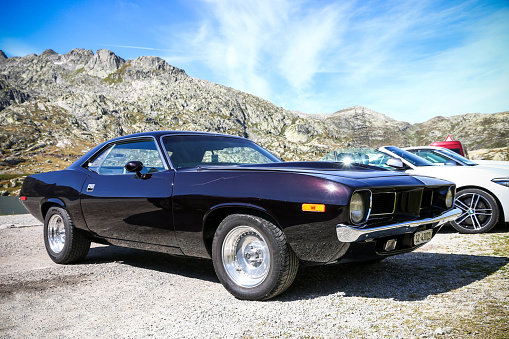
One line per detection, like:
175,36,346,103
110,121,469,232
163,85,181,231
302,204,326,212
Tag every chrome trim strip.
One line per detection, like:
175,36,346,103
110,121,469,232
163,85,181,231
336,207,461,243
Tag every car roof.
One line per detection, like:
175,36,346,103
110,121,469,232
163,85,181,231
107,130,244,143
67,131,247,170
403,146,443,150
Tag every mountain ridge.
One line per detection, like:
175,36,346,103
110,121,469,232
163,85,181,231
0,48,508,183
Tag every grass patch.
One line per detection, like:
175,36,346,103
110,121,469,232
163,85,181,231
446,301,509,338
0,173,31,180
102,64,132,85
491,234,509,257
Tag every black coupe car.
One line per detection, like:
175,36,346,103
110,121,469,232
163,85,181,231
20,131,460,300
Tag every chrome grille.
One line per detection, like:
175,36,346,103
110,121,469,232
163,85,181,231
369,186,450,220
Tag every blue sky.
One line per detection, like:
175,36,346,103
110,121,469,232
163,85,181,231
1,0,508,123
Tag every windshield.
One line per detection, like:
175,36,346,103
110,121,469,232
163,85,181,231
162,135,281,169
406,149,457,165
320,148,395,169
383,146,434,166
435,148,477,166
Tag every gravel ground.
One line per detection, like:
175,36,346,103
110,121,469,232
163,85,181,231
0,216,508,338
0,215,42,229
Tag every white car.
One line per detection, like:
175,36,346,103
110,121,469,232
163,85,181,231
321,147,509,233
403,146,509,170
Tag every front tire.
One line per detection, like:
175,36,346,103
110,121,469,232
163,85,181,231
44,207,91,264
451,188,499,234
212,214,299,300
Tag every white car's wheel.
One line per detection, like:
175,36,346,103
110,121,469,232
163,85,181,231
451,188,499,234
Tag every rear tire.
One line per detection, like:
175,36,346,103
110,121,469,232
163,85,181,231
451,188,499,234
212,214,299,300
44,207,91,264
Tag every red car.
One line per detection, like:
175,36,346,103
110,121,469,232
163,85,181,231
430,135,467,156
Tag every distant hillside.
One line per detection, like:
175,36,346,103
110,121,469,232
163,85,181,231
0,48,507,189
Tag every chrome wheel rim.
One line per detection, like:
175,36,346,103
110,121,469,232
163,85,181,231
455,192,493,231
222,226,270,288
47,214,66,254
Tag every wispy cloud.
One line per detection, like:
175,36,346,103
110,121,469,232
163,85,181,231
191,0,295,98
327,3,509,120
160,0,509,122
277,3,347,90
164,0,347,100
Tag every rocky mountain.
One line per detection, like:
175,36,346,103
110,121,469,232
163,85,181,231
0,48,508,194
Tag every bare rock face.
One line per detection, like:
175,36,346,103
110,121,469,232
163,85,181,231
40,49,58,57
131,56,171,71
0,48,507,175
411,112,509,151
85,49,125,77
122,56,187,82
0,79,30,111
470,147,509,161
0,50,7,60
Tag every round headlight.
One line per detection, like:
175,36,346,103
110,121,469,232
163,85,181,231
350,192,365,224
445,188,454,208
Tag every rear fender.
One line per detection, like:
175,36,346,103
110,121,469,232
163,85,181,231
41,198,66,218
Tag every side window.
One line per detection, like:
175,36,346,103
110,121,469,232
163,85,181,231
87,146,113,173
86,139,165,175
414,150,446,164
201,147,272,164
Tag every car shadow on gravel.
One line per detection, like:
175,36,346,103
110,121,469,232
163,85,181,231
279,252,509,302
83,245,218,283
81,244,508,302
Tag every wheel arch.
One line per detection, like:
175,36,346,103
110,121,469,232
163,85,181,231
202,204,281,257
456,185,505,225
41,198,66,220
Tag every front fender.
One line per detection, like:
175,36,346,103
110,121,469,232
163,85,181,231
173,169,353,261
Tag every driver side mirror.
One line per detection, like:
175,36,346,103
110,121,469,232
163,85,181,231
386,158,406,170
125,161,151,179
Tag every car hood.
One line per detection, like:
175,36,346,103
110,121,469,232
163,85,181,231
410,164,508,176
197,161,454,188
234,161,407,179
407,164,509,186
473,160,509,170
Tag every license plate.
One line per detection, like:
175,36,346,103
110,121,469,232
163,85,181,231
414,229,433,245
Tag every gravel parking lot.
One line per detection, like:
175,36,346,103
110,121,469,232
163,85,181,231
1,216,508,338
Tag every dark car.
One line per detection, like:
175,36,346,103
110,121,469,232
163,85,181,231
20,131,460,300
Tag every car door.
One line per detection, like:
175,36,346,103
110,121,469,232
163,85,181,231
80,137,178,248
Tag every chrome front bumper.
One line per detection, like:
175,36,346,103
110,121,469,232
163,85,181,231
336,208,461,243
